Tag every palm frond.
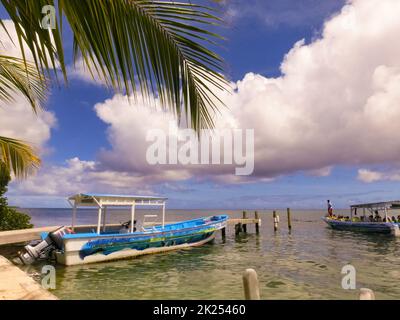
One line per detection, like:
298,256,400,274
0,0,65,82
0,55,47,178
0,55,47,112
0,136,40,178
0,0,227,130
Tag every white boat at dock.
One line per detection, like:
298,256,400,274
18,194,228,266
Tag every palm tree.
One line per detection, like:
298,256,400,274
0,55,45,177
0,0,226,178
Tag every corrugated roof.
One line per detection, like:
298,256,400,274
68,193,167,201
350,201,400,209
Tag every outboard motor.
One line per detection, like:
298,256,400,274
19,226,72,265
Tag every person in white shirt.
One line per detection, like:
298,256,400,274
327,200,333,217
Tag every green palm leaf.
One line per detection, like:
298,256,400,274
0,55,47,112
0,136,41,178
1,0,227,130
0,55,46,177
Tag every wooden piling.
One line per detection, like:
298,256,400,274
242,269,260,300
273,211,278,232
359,288,375,300
255,211,260,234
235,223,243,235
221,227,226,239
242,211,247,233
287,208,292,231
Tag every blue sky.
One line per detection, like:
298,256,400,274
44,0,345,162
3,0,400,209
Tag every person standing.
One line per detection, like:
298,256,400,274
327,200,334,217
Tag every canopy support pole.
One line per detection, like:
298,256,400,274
97,206,102,234
130,203,135,233
72,202,77,231
162,202,165,228
103,206,107,232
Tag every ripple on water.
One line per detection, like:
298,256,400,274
1,209,400,299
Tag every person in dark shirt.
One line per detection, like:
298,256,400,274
374,211,382,222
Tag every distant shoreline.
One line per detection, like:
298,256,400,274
16,207,344,211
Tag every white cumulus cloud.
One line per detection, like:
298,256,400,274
11,0,400,201
0,20,56,153
92,0,400,182
222,0,400,178
357,168,400,183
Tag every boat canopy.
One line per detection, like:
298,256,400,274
67,193,168,234
68,193,167,207
350,201,400,210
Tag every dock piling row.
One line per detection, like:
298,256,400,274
255,211,260,234
273,211,278,231
242,211,247,233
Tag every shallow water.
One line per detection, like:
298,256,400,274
2,208,400,300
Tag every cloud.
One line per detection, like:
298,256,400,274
357,169,400,183
68,58,108,86
0,20,34,59
92,0,400,181
94,94,178,174
11,0,400,201
0,95,56,152
220,0,400,178
0,20,56,153
9,157,157,198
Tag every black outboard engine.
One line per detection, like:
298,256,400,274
19,226,72,265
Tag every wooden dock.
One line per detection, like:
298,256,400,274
0,226,59,246
0,255,58,300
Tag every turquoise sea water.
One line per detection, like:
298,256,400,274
1,208,400,300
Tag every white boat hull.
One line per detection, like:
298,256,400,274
55,233,216,266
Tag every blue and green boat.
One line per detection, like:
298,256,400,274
322,200,400,236
19,194,228,266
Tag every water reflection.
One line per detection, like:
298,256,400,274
1,209,400,299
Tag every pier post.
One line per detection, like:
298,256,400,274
242,269,260,300
359,288,375,300
255,211,260,234
287,208,292,231
273,211,278,232
221,227,226,239
235,223,243,235
102,206,107,232
242,211,247,233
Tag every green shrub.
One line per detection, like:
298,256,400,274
0,163,33,231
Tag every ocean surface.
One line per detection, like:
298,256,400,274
1,208,400,300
